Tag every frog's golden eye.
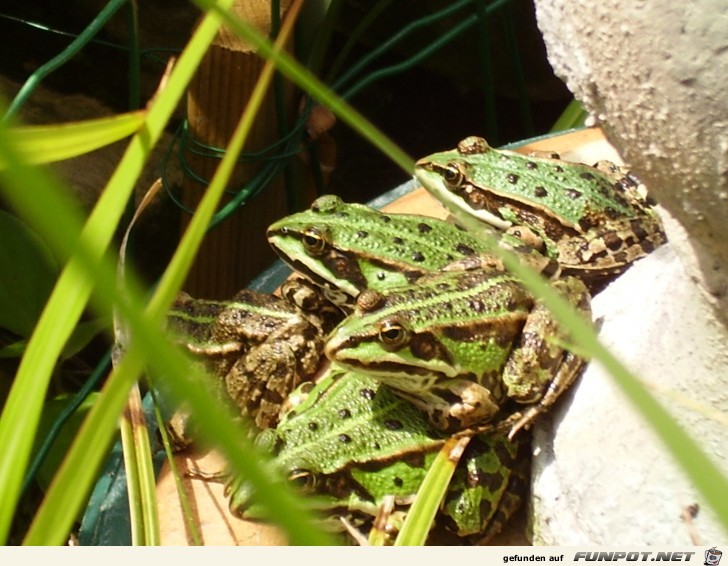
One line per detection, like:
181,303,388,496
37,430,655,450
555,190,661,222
442,163,464,187
302,226,327,255
289,469,317,492
378,319,409,349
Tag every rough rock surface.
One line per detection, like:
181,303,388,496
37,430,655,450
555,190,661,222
534,0,728,324
532,239,728,544
530,0,728,544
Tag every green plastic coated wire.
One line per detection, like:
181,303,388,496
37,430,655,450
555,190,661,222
3,0,534,238
2,0,139,122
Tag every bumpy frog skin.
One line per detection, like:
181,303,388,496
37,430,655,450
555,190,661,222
167,289,326,429
325,265,591,435
415,136,667,289
267,195,497,308
227,368,528,544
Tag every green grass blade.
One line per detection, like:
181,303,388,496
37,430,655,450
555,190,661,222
394,437,470,546
495,242,728,531
151,392,203,546
0,110,147,168
120,384,160,546
550,99,588,132
0,0,235,543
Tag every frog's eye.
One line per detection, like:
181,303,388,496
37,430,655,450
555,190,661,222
302,227,327,255
289,469,317,493
442,163,464,187
378,319,409,349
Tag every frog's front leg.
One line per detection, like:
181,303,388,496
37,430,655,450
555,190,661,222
396,380,502,432
279,275,346,333
501,276,591,437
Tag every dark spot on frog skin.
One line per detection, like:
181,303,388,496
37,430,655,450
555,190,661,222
563,188,582,199
439,388,468,405
393,477,404,487
360,388,376,400
417,222,433,233
381,215,391,223
579,171,595,181
262,387,285,405
630,220,650,239
603,232,625,251
553,165,564,173
640,239,657,254
338,408,352,419
307,422,318,431
612,251,629,264
603,206,624,220
577,215,598,232
455,243,476,256
410,333,452,363
339,434,352,443
506,173,519,184
525,161,537,170
534,186,548,198
356,230,368,239
393,236,404,245
411,251,425,262
493,440,514,463
495,330,517,349
479,470,507,493
384,419,403,430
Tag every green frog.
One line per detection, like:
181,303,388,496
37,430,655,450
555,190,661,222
324,264,592,435
414,136,667,289
266,194,558,312
167,288,327,429
227,367,528,544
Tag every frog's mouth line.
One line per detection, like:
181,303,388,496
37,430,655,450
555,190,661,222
414,168,512,231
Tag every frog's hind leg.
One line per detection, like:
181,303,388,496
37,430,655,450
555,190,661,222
501,276,591,438
225,342,305,429
506,350,585,439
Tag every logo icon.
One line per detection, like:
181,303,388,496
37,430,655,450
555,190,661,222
705,547,722,566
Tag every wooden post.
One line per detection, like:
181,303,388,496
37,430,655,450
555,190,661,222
180,0,303,299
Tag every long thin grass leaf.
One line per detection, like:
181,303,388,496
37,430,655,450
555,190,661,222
16,0,332,545
0,1,235,543
495,242,728,531
394,437,470,546
0,110,146,168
